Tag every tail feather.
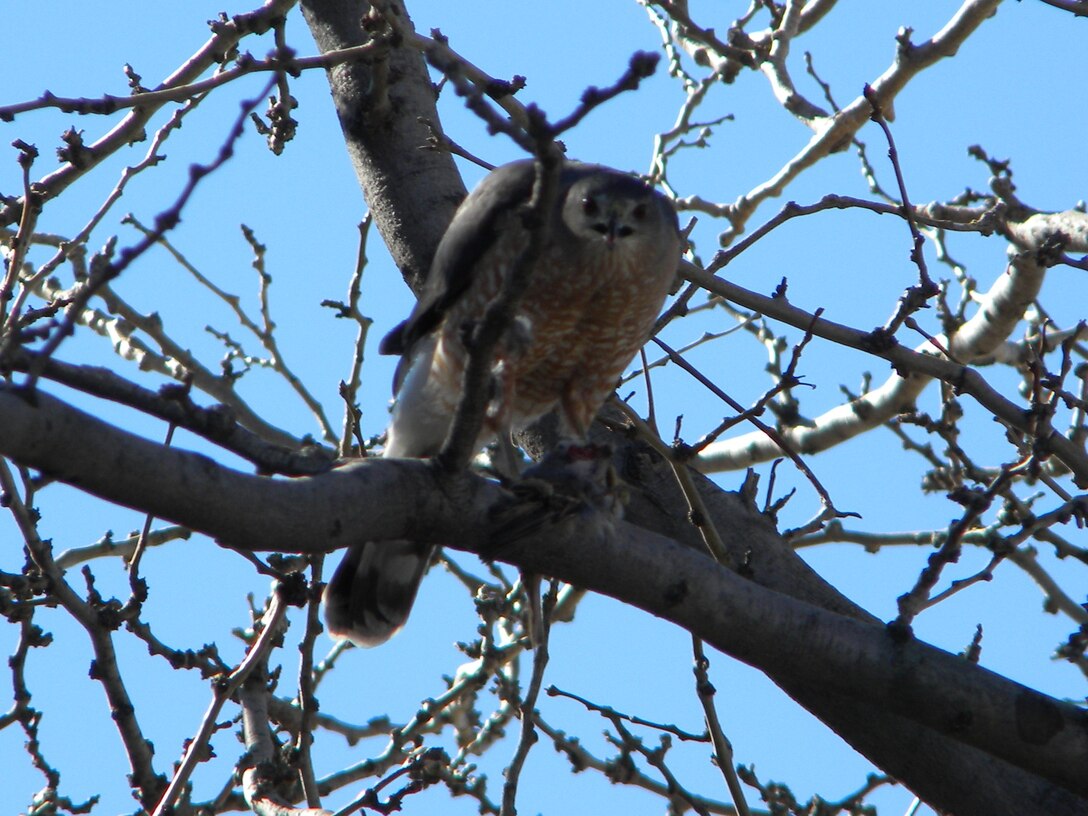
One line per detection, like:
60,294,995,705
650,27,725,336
324,539,435,647
324,337,448,646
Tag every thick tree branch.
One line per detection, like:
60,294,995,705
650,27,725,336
597,424,1088,816
5,2,1084,814
1,384,1085,811
300,0,465,292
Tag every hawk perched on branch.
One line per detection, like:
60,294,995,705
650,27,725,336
325,160,682,646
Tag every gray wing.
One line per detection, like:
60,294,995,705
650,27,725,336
377,161,623,360
378,160,538,360
377,160,660,394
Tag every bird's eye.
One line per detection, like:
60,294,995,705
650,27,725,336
631,203,648,220
581,197,599,217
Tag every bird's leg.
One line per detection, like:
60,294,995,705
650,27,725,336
558,389,593,442
492,433,524,479
487,439,627,548
521,571,544,649
487,440,625,644
483,357,524,479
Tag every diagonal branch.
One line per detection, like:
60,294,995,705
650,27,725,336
0,0,300,228
681,0,1003,244
0,383,1086,812
689,259,1088,486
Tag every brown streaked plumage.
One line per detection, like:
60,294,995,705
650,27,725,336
324,160,681,646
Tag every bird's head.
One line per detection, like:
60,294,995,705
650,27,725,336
561,173,675,251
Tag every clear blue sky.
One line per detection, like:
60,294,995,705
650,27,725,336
2,2,1085,815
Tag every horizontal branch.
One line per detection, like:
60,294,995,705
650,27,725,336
688,264,1088,486
0,386,434,550
0,38,387,120
6,348,334,475
1,383,1085,802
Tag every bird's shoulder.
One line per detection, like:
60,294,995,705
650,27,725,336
378,161,673,362
379,161,540,358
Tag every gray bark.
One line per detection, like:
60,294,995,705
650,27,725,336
299,0,465,291
1,384,1085,814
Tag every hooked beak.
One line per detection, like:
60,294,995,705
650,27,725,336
604,215,620,247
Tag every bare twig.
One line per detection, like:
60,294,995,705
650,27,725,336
24,77,277,392
685,266,1088,485
499,583,553,816
534,714,741,814
612,400,732,566
547,685,709,743
691,638,750,816
325,216,375,457
650,336,846,523
863,84,938,338
0,0,299,227
153,587,290,816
